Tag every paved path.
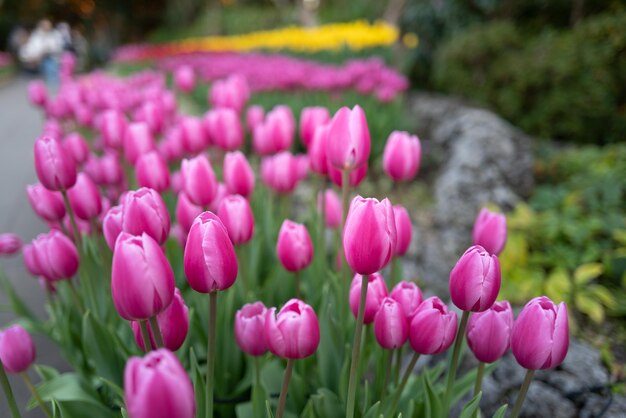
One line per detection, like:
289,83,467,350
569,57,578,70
0,77,59,418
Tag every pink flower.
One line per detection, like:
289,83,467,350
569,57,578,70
0,233,22,255
0,325,36,373
31,230,79,281
393,205,412,256
34,135,77,191
205,108,244,151
124,122,155,165
174,65,196,92
26,183,66,222
276,220,313,272
265,299,320,359
180,116,209,155
103,205,123,250
175,193,204,234
121,188,171,245
472,208,507,255
382,131,421,182
67,173,102,220
390,281,423,320
235,302,268,356
467,300,513,363
217,195,255,245
260,152,300,194
374,297,409,349
299,106,330,148
223,151,255,198
449,245,501,312
349,273,389,324
136,151,170,193
408,297,457,355
246,105,264,133
327,105,370,171
181,155,218,207
63,133,90,164
317,189,341,229
308,124,330,176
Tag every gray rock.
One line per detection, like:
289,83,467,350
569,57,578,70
580,393,626,418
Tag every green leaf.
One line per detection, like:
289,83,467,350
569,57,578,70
588,285,617,309
362,401,382,418
252,376,268,418
576,293,605,323
0,271,38,323
459,392,482,418
423,373,443,418
266,400,276,418
26,373,111,412
545,268,570,303
81,311,125,385
35,365,60,381
574,263,603,285
452,364,496,405
308,388,343,418
189,348,206,418
492,404,508,418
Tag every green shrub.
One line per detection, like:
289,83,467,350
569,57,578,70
433,12,626,143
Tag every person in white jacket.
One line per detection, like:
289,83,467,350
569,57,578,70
20,20,63,85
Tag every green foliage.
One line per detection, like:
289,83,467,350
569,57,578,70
500,144,626,324
433,12,626,143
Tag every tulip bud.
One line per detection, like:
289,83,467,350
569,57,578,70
449,245,501,312
317,189,341,229
176,193,204,234
265,105,295,152
252,123,273,156
184,212,238,293
382,131,421,182
300,107,330,148
472,208,507,255
23,244,42,276
276,220,313,272
223,151,255,198
100,152,124,186
467,300,513,363
343,196,396,275
28,80,47,107
210,75,249,113
409,296,457,355
327,105,371,171
131,288,189,352
327,163,367,188
235,302,268,356
34,135,77,191
124,349,195,418
100,110,127,150
136,151,170,192
0,233,21,255
112,232,175,320
124,122,155,165
63,133,90,164
511,296,569,370
31,230,79,280
393,204,412,257
349,273,388,324
205,108,244,151
26,183,66,222
246,105,264,133
103,205,123,250
0,325,36,373
308,124,329,175
374,297,409,349
42,119,63,139
68,173,102,220
218,195,254,245
136,101,165,136
260,152,300,194
121,188,170,245
390,281,423,320
180,116,208,154
208,183,228,213
181,155,218,207
295,155,309,181
265,299,320,359
174,65,196,92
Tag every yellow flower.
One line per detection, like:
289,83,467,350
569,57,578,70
402,33,419,49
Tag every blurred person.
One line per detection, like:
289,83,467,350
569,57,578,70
20,20,63,85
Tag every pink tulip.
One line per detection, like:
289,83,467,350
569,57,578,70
124,122,155,165
34,135,77,191
327,105,370,171
180,116,208,154
235,302,269,356
63,133,90,164
327,163,367,188
374,297,409,349
0,325,36,373
176,193,204,234
174,65,196,92
265,299,320,359
217,195,254,245
121,188,170,245
246,105,264,133
68,173,102,220
131,288,189,352
208,183,229,213
260,152,300,194
103,205,123,250
136,151,170,192
223,151,255,198
308,124,329,175
112,232,175,320
181,155,218,207
184,211,238,293
449,245,501,312
23,244,43,277
27,80,47,107
349,273,388,324
264,105,295,152
295,154,309,181
472,208,507,255
252,123,273,156
205,108,244,151
276,220,313,272
467,300,513,363
100,110,127,150
343,196,396,275
390,281,423,320
0,233,21,255
99,152,124,186
31,230,79,280
26,183,66,222
124,349,195,418
300,107,330,148
393,205,412,256
136,101,165,136
409,296,457,355
317,189,341,229
511,296,569,370
210,75,249,113
382,131,421,182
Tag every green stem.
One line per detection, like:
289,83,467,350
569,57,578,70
0,361,21,418
148,316,164,348
380,349,394,399
294,270,301,298
139,320,154,351
236,245,248,299
254,356,262,390
340,169,350,279
21,373,52,418
61,189,82,249
276,359,295,418
346,274,368,418
393,346,403,386
90,219,109,275
387,351,421,418
444,311,470,413
510,369,535,418
473,362,485,418
206,292,217,418
67,280,85,315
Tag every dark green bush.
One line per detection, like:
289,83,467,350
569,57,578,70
433,12,626,143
